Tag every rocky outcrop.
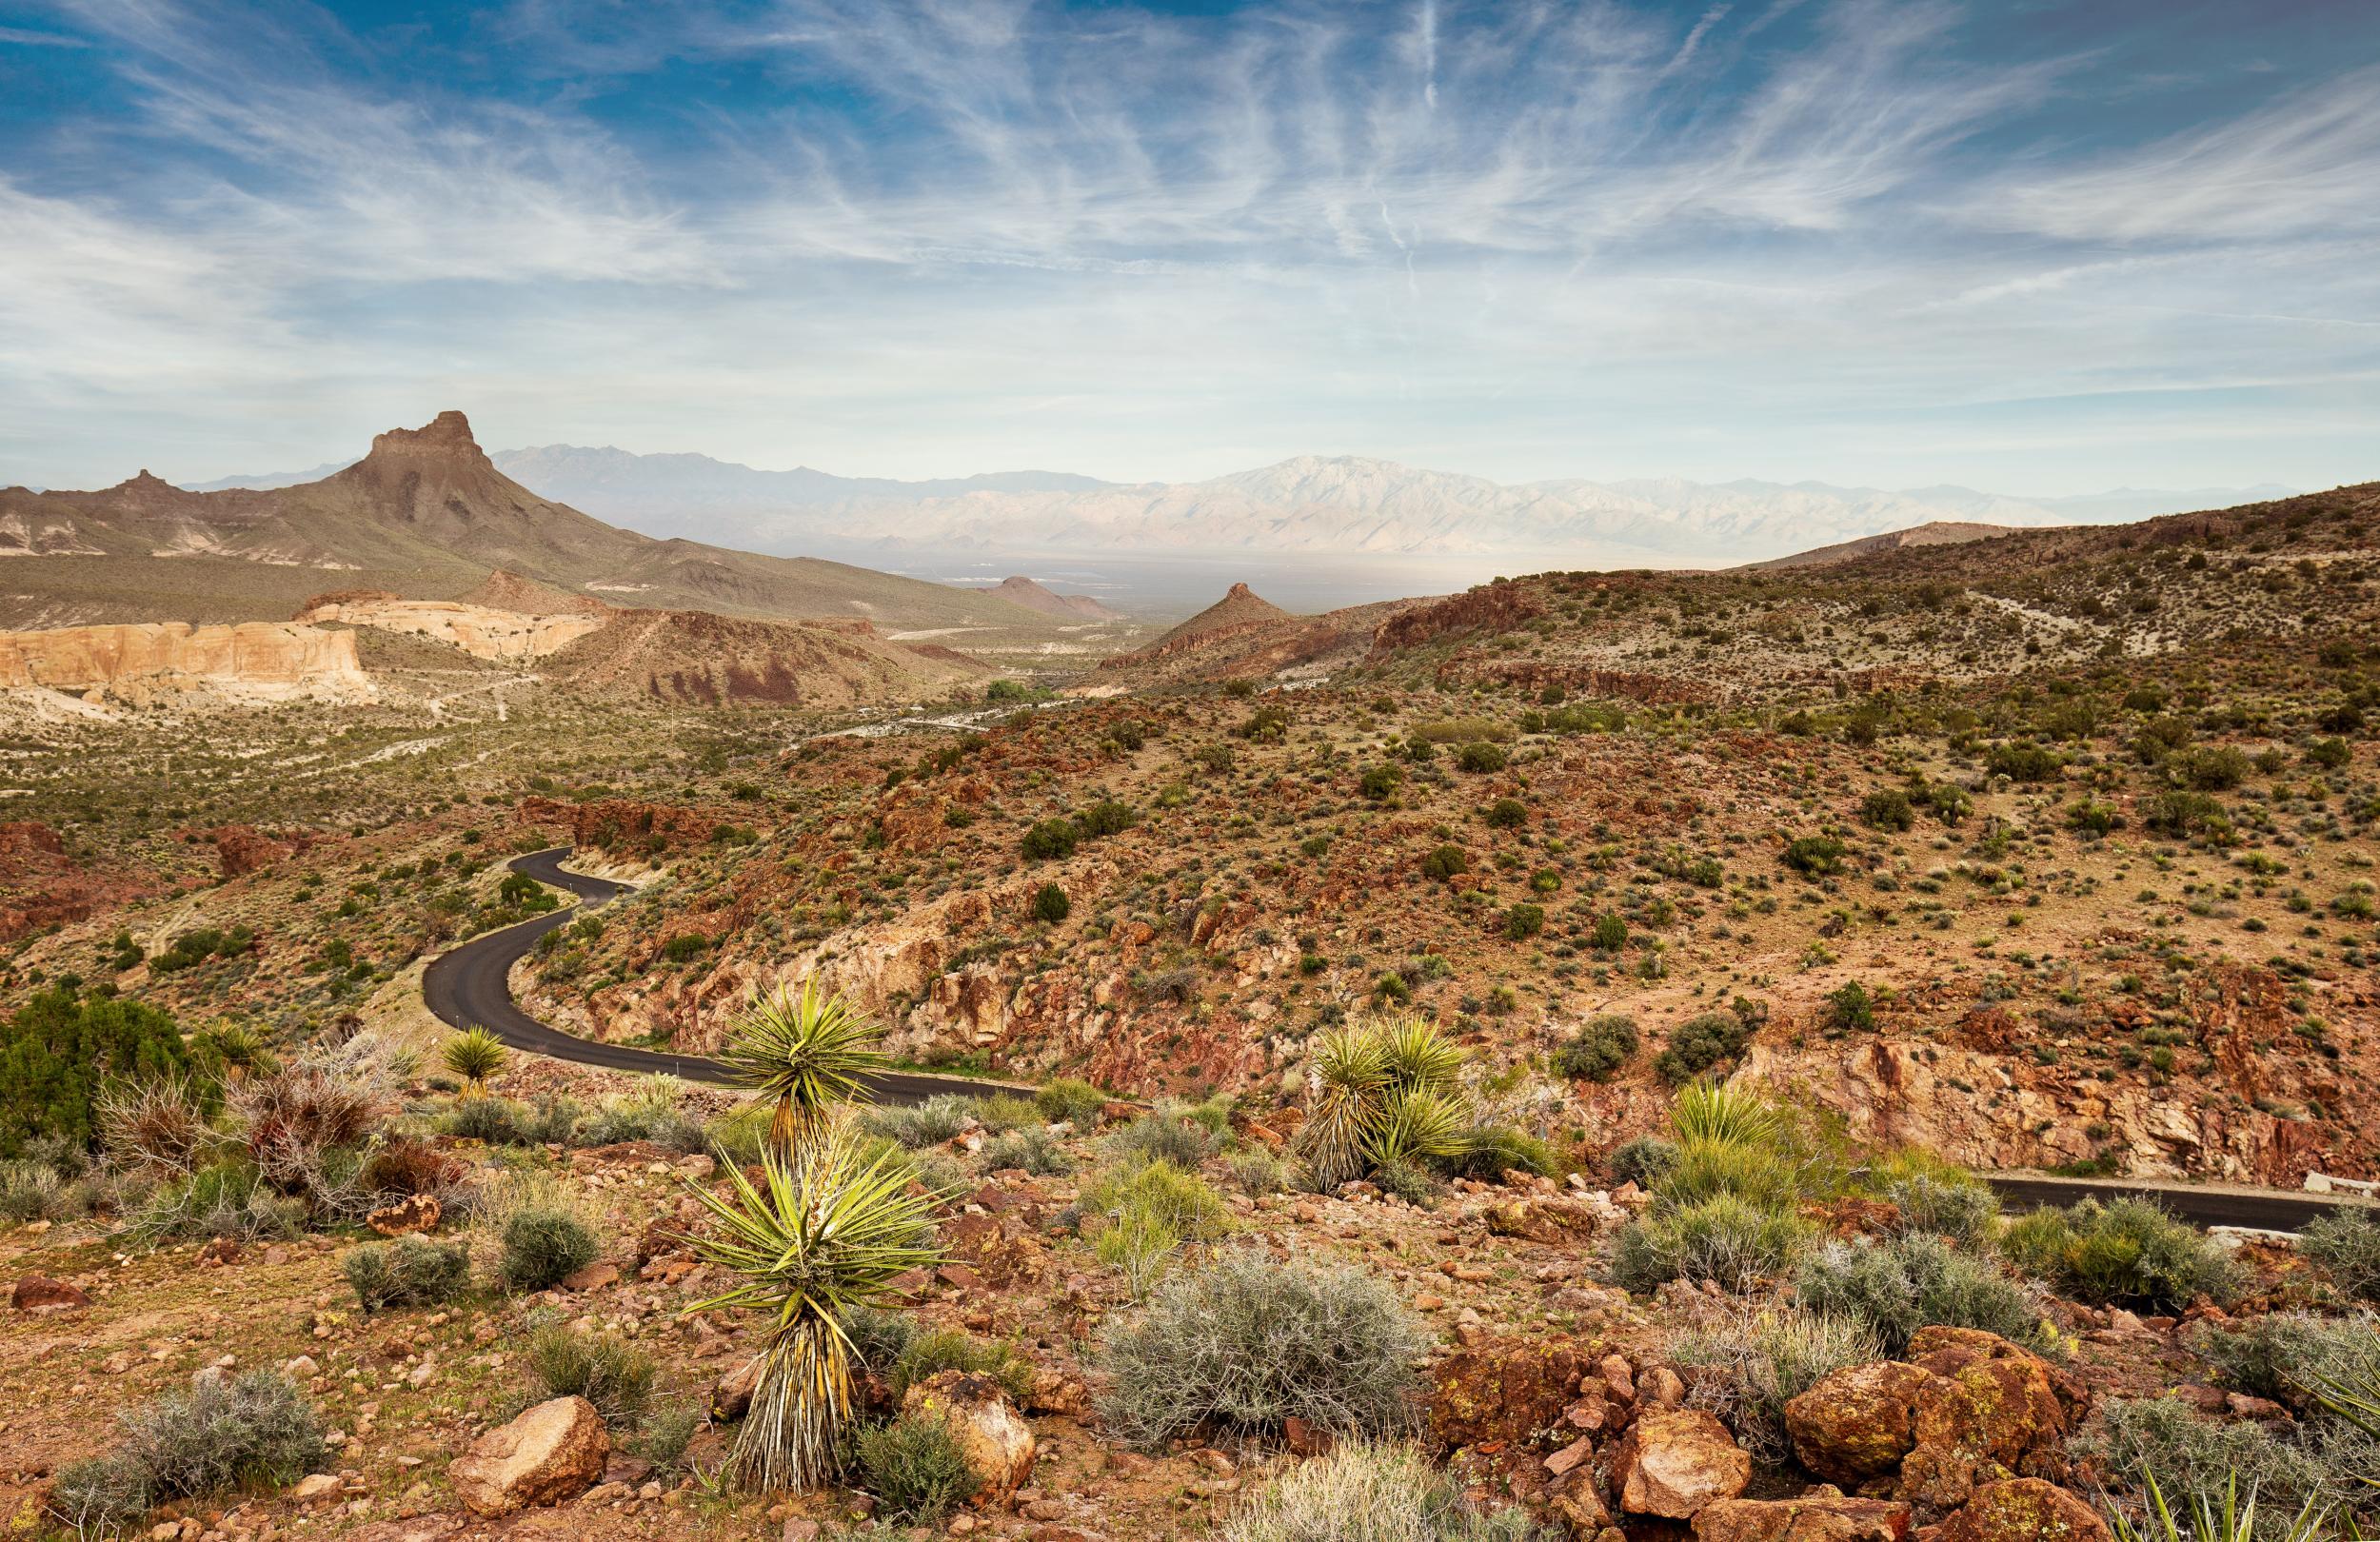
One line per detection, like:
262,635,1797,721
447,1395,609,1516
517,796,735,857
1693,1494,1914,1542
1368,577,1542,654
1612,1407,1752,1518
208,823,310,878
294,595,605,660
1933,1479,2112,1542
0,622,371,703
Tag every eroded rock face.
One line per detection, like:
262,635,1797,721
1932,1479,2112,1542
294,596,605,661
1612,1407,1751,1519
447,1395,608,1516
900,1370,1036,1505
0,622,372,703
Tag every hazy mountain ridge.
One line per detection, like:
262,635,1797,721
195,445,2283,566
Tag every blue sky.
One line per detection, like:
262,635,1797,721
1,0,2375,494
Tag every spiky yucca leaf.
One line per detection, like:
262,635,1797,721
442,1026,508,1095
1365,1085,1469,1169
718,981,888,1154
1296,1030,1392,1189
1670,1081,1781,1150
1377,1018,1464,1096
2307,1323,2380,1481
2111,1470,2346,1542
684,1128,945,1492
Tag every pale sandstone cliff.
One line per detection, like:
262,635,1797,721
0,622,372,703
295,596,606,661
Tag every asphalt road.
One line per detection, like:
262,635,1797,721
421,847,1026,1104
432,854,2370,1231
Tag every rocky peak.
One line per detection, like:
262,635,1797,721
363,410,488,465
1224,582,1256,599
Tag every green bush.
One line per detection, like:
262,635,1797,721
1220,1439,1546,1542
1034,1077,1108,1126
499,1208,600,1293
1032,882,1071,923
866,1094,974,1149
1552,1016,1637,1082
1611,1195,1811,1294
1079,1159,1232,1243
1862,789,1915,831
2075,1396,2361,1530
1880,1173,2001,1247
1985,742,2064,783
2302,1208,2380,1304
443,1096,527,1145
1826,981,1875,1032
1659,1139,1804,1213
128,1156,307,1245
524,1325,654,1426
1671,1310,1883,1465
1610,1136,1679,1189
1794,1234,2044,1355
980,1126,1073,1176
889,1327,1034,1403
1998,1198,2243,1311
1782,835,1845,876
1457,741,1508,773
50,1453,155,1537
2187,1311,2380,1410
1442,1124,1557,1182
1420,844,1469,881
854,1416,979,1526
1101,1109,1216,1170
1502,902,1545,939
1100,1248,1425,1448
1020,819,1080,860
1656,1012,1753,1082
1484,798,1528,829
0,988,210,1157
112,1371,326,1509
345,1236,471,1313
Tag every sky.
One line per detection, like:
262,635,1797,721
1,0,2375,496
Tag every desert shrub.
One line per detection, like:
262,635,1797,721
443,1096,526,1145
1502,902,1545,939
1611,1136,1680,1189
633,1405,699,1473
1656,1011,1753,1082
1100,1248,1425,1448
1826,981,1875,1032
96,1077,221,1177
1420,844,1469,881
1458,741,1508,773
1031,882,1071,923
1102,1108,1215,1170
128,1156,307,1245
1985,741,2064,782
1441,1123,1557,1182
1020,819,1080,861
2076,1396,2359,1531
969,1093,1042,1134
525,1325,654,1426
498,1207,599,1294
114,1371,326,1507
2170,745,2251,791
0,988,208,1158
362,1138,465,1200
344,1236,472,1312
1782,835,1845,876
1034,1077,1108,1126
1880,1172,2001,1247
576,1077,705,1153
1862,789,1915,831
1220,1439,1550,1542
1611,1195,1811,1294
0,1157,90,1222
866,1094,974,1150
1998,1198,2242,1310
1794,1234,2044,1355
50,1453,154,1538
1672,1310,1883,1465
2188,1311,2380,1410
889,1327,1033,1403
1552,1016,1637,1081
1669,1082,1782,1149
1075,799,1140,838
854,1416,979,1526
1411,716,1514,743
231,1043,392,1210
1080,1159,1232,1243
1484,798,1528,828
2145,790,2229,837
1227,1148,1290,1196
1659,1139,1803,1213
2302,1207,2380,1304
980,1126,1073,1176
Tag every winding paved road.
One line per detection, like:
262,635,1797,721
429,854,2373,1232
421,847,1026,1103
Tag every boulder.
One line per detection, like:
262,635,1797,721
1786,1361,1932,1485
901,1370,1036,1504
710,1355,764,1422
1692,1494,1914,1542
1428,1338,1603,1457
1484,1196,1599,1243
1612,1407,1751,1519
1898,1330,2081,1514
1932,1479,2112,1542
10,1274,89,1312
447,1395,609,1516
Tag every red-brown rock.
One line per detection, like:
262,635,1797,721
1899,1330,2082,1513
1932,1479,2112,1542
1692,1494,1914,1542
367,1194,441,1236
1428,1337,1601,1457
902,1370,1036,1505
1786,1361,1932,1485
10,1274,89,1312
448,1395,609,1516
1612,1407,1751,1518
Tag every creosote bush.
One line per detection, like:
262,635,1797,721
1551,1015,1637,1082
1611,1194,1812,1295
345,1236,472,1313
2302,1207,2380,1305
1100,1247,1425,1449
1793,1233,2045,1355
1998,1197,2243,1311
853,1416,979,1526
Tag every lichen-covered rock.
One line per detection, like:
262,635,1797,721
1932,1479,2112,1542
1898,1329,2082,1514
1786,1360,1932,1485
1428,1337,1603,1456
1691,1493,1914,1542
1612,1407,1751,1518
901,1370,1036,1504
1484,1196,1599,1243
447,1395,609,1516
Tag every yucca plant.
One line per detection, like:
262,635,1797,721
2110,1471,2348,1542
684,1129,945,1492
2307,1322,2380,1477
1295,1018,1469,1188
442,1027,508,1097
1671,1081,1782,1150
718,982,888,1155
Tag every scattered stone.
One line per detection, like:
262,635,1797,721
559,1261,620,1293
366,1195,442,1237
1786,1361,1932,1486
